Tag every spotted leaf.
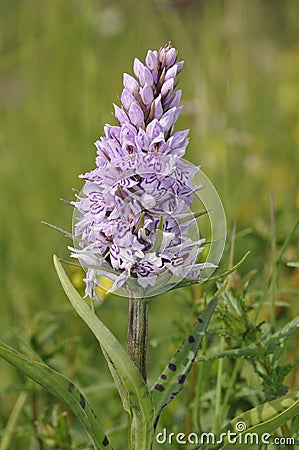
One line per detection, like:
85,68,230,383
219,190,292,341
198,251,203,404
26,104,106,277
53,255,154,450
201,390,299,450
0,341,112,450
151,297,218,430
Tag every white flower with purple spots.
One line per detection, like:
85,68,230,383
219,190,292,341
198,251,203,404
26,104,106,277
71,43,215,299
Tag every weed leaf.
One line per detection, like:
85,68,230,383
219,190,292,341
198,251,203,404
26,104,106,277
197,347,260,362
264,317,299,352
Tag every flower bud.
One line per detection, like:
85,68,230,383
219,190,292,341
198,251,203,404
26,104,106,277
153,94,163,119
140,83,154,105
145,50,158,70
121,89,135,110
123,73,139,94
113,104,128,125
161,78,174,97
128,102,144,127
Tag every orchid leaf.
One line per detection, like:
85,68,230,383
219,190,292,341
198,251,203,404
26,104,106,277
102,347,131,416
0,341,112,450
53,255,154,450
151,297,217,430
204,390,299,449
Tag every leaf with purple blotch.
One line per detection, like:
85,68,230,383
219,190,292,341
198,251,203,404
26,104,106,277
150,297,218,430
0,341,113,450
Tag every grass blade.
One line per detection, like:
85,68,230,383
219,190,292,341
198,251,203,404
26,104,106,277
0,391,27,450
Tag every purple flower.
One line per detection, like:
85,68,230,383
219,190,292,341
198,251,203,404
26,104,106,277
71,43,209,300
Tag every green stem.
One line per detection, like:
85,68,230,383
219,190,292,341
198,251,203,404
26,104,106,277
270,193,277,332
221,358,241,417
0,391,27,450
126,296,148,382
254,216,299,323
214,336,225,434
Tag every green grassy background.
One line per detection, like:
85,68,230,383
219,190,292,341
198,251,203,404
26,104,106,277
1,0,299,448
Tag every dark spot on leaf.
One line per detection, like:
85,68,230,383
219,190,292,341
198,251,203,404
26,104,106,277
80,394,86,409
154,384,165,392
198,317,203,323
188,335,195,343
170,390,179,400
68,382,75,393
168,363,176,371
178,374,186,384
161,374,167,380
103,436,109,446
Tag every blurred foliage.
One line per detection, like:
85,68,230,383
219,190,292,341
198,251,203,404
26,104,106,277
0,0,298,448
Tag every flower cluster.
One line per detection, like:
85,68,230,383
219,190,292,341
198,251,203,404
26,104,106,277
71,43,209,300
